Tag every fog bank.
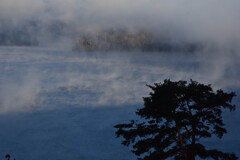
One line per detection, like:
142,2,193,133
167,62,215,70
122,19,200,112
0,47,239,113
1,0,240,51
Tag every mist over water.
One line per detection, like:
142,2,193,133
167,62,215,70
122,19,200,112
0,0,240,159
1,0,240,50
0,46,239,160
0,47,239,113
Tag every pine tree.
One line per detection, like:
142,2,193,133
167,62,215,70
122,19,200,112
115,79,237,160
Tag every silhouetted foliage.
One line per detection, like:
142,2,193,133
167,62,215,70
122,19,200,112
4,154,16,160
5,154,10,160
114,79,237,160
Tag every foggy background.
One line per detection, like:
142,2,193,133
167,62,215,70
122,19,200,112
0,0,239,159
1,0,240,50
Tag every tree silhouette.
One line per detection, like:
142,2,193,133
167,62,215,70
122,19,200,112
114,79,237,160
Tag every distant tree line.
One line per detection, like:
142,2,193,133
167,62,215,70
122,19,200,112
74,29,203,52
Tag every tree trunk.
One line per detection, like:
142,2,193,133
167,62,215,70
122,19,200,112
177,127,188,160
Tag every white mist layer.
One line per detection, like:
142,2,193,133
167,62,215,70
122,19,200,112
1,0,240,50
0,47,239,113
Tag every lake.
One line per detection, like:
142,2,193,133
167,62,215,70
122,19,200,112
0,46,239,160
